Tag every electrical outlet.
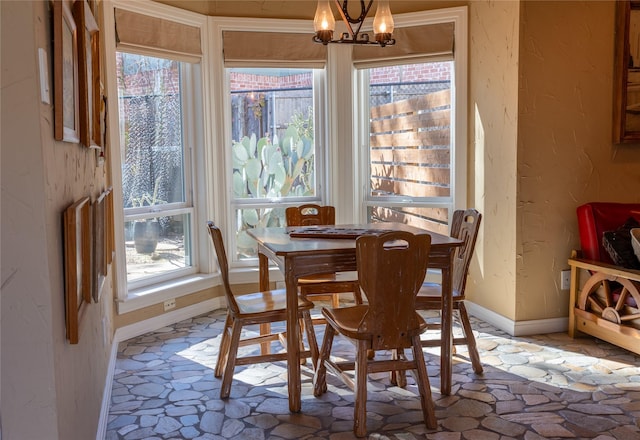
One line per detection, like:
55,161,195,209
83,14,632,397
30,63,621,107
560,270,571,290
163,298,176,311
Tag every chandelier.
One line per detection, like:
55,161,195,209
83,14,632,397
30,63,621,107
313,0,395,47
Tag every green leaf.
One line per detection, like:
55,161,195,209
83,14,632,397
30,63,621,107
249,133,257,157
232,141,249,163
269,149,284,168
245,158,261,180
242,209,259,226
291,158,305,179
280,135,292,156
302,137,314,159
273,163,286,191
257,136,267,159
236,230,257,252
232,172,245,197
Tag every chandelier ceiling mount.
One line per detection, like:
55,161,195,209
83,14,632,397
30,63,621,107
313,0,395,47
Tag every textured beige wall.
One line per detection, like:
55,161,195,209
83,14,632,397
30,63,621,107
465,1,521,320
516,0,640,322
2,1,113,438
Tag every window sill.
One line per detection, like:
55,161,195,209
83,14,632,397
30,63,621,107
116,267,284,314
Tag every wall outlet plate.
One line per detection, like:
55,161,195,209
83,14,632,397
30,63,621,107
38,48,50,104
164,298,176,311
561,270,571,290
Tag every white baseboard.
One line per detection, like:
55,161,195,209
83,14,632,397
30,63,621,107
115,297,225,341
96,333,120,440
96,298,226,439
464,301,569,336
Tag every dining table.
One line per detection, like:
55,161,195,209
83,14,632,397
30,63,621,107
246,222,463,412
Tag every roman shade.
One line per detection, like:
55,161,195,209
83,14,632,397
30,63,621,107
115,8,202,63
223,31,327,68
353,22,455,68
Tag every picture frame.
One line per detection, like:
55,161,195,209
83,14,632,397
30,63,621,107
63,196,91,344
74,0,102,148
53,0,80,143
92,191,107,302
105,187,115,266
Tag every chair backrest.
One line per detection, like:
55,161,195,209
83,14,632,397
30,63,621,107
356,231,431,350
450,209,482,296
206,222,240,314
286,204,335,226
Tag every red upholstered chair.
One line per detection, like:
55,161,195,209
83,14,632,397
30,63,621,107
568,202,640,355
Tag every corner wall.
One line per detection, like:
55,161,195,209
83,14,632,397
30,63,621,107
465,0,521,321
516,0,640,322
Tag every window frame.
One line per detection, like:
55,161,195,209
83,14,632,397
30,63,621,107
104,1,215,313
102,3,467,313
353,8,468,227
119,56,197,290
209,17,330,269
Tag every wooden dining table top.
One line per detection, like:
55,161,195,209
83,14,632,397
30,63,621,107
248,222,462,256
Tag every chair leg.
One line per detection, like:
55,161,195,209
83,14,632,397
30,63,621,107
390,348,407,388
215,313,233,378
259,323,271,355
352,282,363,304
220,319,243,399
411,334,437,430
302,311,319,369
313,324,334,397
458,302,483,374
354,339,369,438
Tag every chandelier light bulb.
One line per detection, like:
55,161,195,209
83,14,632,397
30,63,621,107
373,0,394,43
314,0,335,44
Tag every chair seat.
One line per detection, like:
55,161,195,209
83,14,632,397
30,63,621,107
323,304,427,341
235,289,314,316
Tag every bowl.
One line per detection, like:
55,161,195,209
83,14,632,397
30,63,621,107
631,228,640,263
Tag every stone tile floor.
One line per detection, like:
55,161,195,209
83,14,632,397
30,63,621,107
106,308,640,439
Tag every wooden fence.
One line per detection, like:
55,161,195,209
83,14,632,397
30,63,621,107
369,88,451,234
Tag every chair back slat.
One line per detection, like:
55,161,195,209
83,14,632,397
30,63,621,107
356,231,431,350
450,209,482,295
206,222,240,314
286,204,335,226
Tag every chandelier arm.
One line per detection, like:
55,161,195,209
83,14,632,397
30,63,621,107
334,0,355,38
336,0,374,41
338,0,373,24
314,0,394,46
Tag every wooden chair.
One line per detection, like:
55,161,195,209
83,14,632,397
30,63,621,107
285,204,362,311
415,208,483,374
206,221,319,398
313,231,436,437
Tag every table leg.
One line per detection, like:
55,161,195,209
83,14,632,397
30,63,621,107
440,252,454,396
258,253,271,355
284,259,302,412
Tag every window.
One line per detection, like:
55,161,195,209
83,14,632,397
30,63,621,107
360,61,454,235
227,67,324,261
353,10,467,235
117,52,197,288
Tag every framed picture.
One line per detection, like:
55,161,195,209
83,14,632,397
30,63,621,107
53,0,80,143
105,187,115,266
92,191,106,302
74,0,101,148
63,196,92,344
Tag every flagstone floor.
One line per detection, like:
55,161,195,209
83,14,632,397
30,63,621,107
106,307,640,439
